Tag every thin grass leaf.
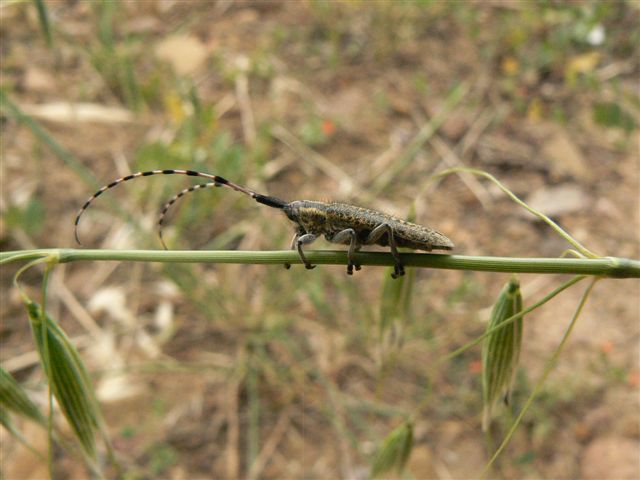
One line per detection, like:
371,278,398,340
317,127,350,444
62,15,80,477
32,0,52,46
0,92,149,245
0,366,47,427
370,421,413,479
0,406,47,460
377,265,415,377
0,90,98,188
371,81,470,194
25,301,103,464
482,278,523,431
88,1,142,110
0,406,20,439
379,269,406,335
379,262,415,337
247,354,260,473
432,167,599,258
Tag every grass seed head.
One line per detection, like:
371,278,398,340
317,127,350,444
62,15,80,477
482,278,524,431
371,421,414,479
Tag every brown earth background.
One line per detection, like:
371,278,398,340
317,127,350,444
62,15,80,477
1,1,639,479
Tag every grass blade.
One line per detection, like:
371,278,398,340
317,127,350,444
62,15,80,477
379,267,407,335
0,90,99,188
432,168,599,258
0,366,47,427
32,0,52,46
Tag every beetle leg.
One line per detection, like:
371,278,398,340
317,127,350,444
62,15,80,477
327,228,361,275
284,232,299,270
296,233,318,270
365,223,405,278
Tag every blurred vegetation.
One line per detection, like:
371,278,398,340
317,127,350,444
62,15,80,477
1,1,638,479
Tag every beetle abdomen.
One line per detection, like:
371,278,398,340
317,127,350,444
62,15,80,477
326,203,453,251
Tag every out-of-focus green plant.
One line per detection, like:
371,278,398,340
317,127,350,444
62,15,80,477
370,421,413,479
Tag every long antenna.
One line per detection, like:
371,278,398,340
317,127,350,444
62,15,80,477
74,169,287,245
157,182,219,250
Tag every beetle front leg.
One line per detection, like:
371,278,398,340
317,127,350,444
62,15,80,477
295,233,318,270
365,223,405,278
284,232,299,270
326,228,361,275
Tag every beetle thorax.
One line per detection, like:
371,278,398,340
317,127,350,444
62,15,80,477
284,200,329,232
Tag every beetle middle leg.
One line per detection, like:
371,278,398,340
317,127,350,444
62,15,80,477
364,223,405,278
326,228,362,275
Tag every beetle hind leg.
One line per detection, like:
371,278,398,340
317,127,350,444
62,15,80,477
364,223,405,279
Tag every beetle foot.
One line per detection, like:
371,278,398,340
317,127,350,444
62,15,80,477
391,263,405,279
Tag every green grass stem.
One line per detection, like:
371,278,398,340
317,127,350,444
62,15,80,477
2,249,638,278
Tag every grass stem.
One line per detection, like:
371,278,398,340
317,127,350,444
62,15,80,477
1,249,638,278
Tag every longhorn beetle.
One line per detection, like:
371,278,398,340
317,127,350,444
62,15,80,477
74,169,454,278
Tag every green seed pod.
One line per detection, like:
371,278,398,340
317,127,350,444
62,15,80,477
482,278,523,431
371,421,414,479
25,301,102,464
